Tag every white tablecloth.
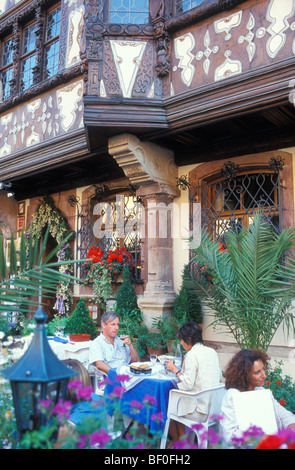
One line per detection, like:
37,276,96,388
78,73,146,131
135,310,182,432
48,337,91,367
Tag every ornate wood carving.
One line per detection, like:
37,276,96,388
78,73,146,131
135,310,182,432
32,5,45,84
10,19,20,96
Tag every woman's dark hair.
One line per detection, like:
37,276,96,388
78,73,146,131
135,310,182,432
224,349,269,392
177,321,203,346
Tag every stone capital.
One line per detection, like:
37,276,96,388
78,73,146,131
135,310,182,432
108,133,179,197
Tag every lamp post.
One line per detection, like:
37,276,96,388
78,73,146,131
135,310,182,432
1,306,77,439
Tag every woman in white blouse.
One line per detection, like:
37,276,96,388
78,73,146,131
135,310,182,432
165,322,221,445
221,349,295,444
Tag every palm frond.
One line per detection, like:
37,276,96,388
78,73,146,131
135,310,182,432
0,227,84,314
190,214,295,350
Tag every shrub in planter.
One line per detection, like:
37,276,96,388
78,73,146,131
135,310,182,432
172,264,203,326
65,298,97,340
152,314,178,352
115,266,141,317
146,331,166,355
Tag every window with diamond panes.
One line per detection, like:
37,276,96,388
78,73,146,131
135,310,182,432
0,36,13,101
77,190,143,282
20,22,37,92
175,0,205,15
190,165,283,245
110,0,150,24
44,5,61,79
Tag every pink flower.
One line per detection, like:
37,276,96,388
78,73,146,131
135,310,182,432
151,411,164,423
53,399,72,421
77,435,88,449
98,376,112,388
76,385,93,401
117,374,130,382
90,429,111,448
38,399,51,409
110,385,124,399
68,380,83,390
143,394,157,406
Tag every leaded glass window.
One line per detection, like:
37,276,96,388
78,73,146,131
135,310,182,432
20,23,36,92
0,37,13,101
189,160,283,244
0,3,61,100
110,0,149,24
44,5,61,79
72,187,143,282
175,0,205,15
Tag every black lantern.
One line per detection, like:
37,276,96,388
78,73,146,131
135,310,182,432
2,306,77,439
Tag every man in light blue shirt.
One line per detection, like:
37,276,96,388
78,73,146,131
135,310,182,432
89,311,140,375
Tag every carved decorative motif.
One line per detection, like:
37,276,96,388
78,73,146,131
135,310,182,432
0,79,84,158
108,133,179,196
172,0,295,92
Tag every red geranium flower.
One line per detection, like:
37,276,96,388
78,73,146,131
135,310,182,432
256,434,284,449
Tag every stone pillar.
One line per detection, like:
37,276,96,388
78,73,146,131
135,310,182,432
108,133,179,327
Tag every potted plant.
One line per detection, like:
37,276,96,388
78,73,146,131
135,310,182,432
190,213,295,351
82,246,134,308
146,331,166,356
115,266,141,317
152,314,179,353
65,298,97,341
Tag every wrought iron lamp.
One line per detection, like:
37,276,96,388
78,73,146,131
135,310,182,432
2,306,77,439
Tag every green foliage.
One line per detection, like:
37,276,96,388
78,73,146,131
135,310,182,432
46,315,68,336
172,264,203,325
65,299,97,339
265,362,295,414
191,214,295,350
90,264,113,308
118,308,143,339
0,316,10,339
145,331,165,349
115,266,141,316
116,266,143,352
152,314,178,344
0,381,17,449
0,227,81,316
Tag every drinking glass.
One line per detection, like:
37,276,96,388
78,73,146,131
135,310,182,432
150,354,157,364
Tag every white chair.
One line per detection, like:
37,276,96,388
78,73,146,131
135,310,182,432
88,364,107,396
160,384,226,449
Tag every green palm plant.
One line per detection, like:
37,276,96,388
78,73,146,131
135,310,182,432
0,227,82,315
190,214,295,351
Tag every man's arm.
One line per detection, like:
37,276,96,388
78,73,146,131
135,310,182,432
122,335,140,363
95,360,111,375
129,342,140,363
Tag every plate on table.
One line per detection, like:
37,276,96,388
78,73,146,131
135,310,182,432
129,362,156,376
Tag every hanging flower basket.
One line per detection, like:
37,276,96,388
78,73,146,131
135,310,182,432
82,246,134,307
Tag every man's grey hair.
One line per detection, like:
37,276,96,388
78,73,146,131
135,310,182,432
101,310,119,329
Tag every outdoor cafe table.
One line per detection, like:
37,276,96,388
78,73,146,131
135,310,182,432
104,362,178,434
48,336,91,368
